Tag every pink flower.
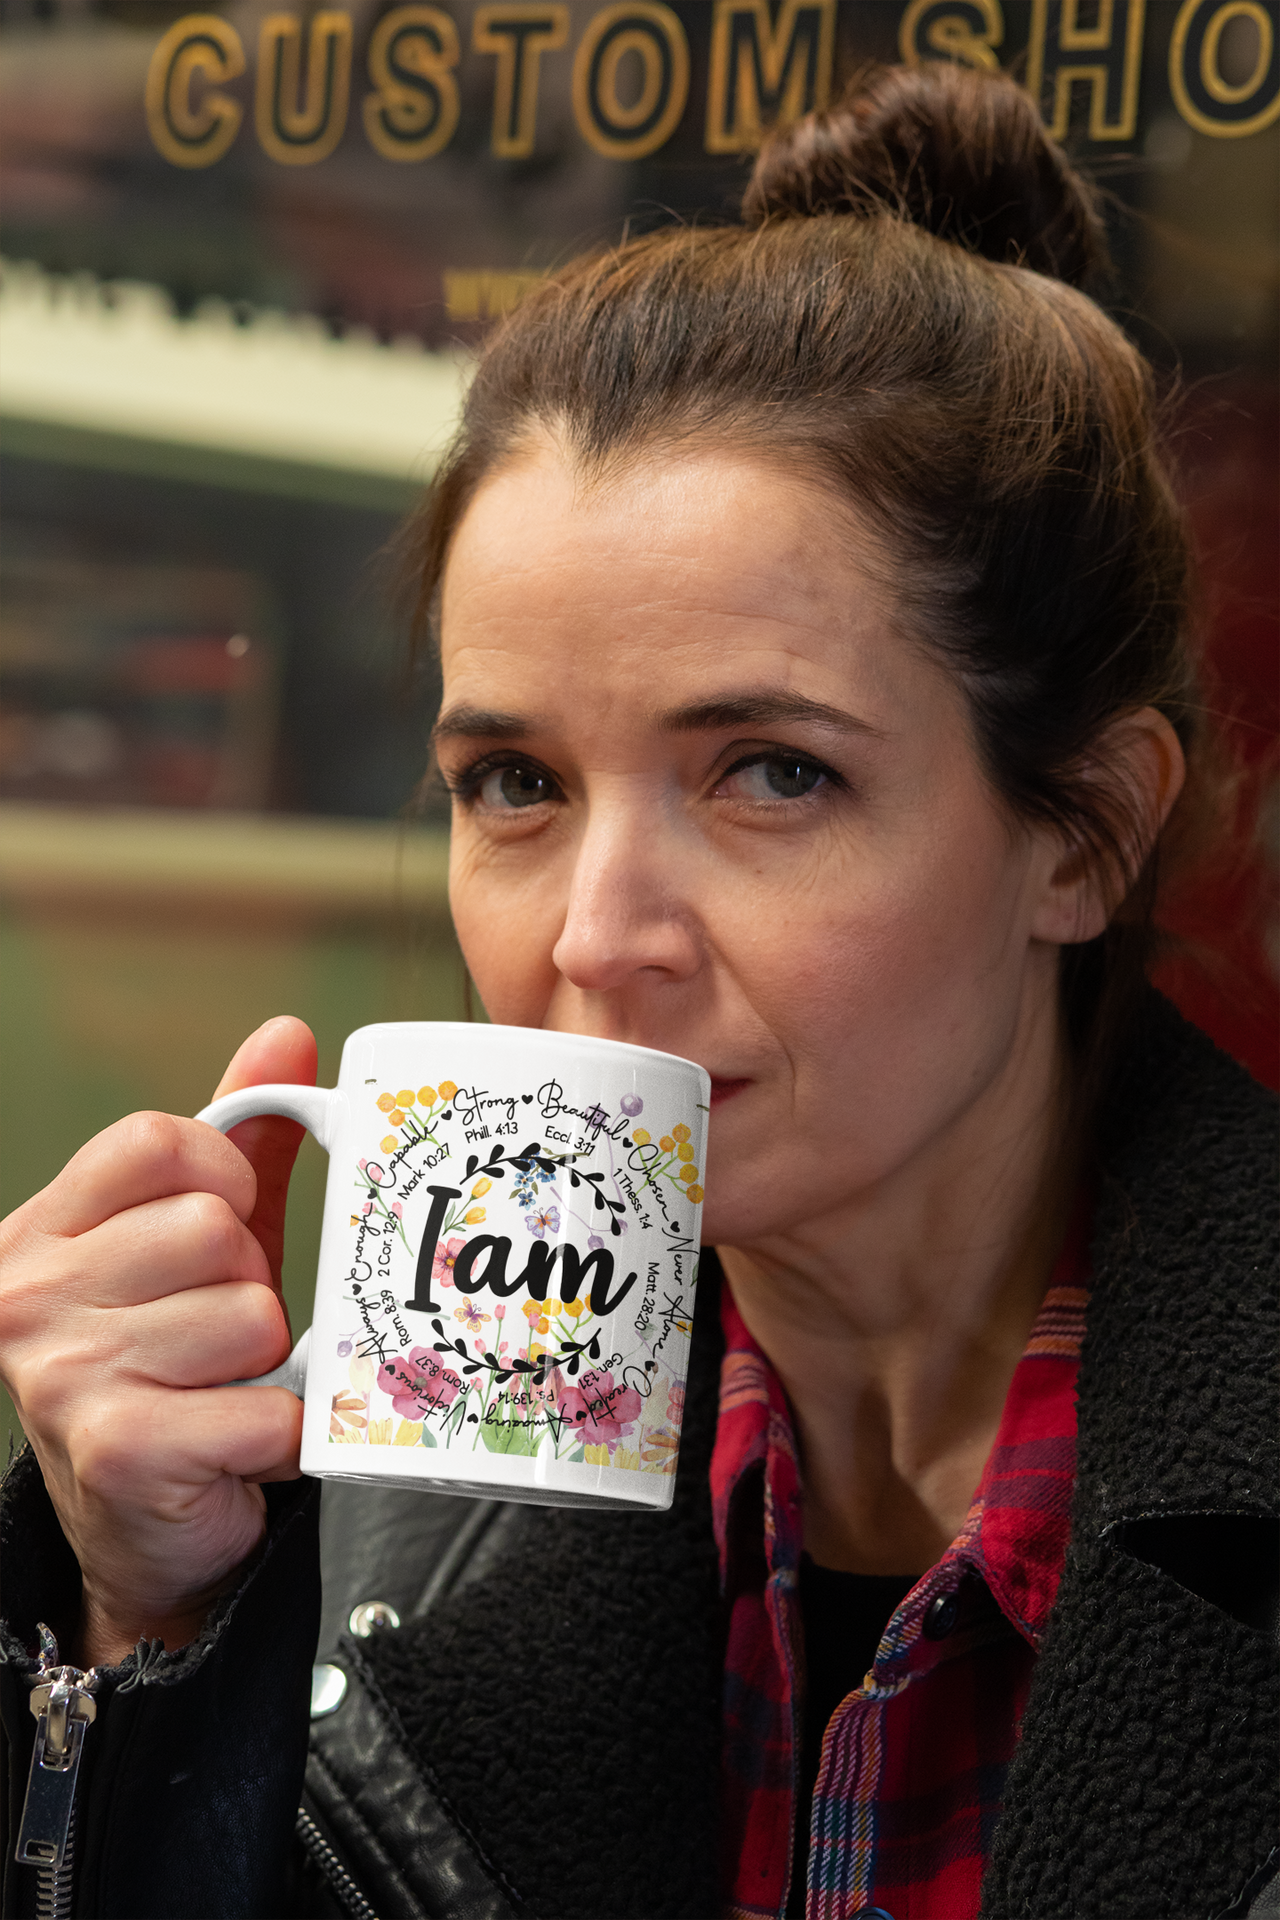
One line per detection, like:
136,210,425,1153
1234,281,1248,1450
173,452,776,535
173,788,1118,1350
391,1201,403,1218
667,1382,686,1422
494,1304,506,1321
555,1368,642,1448
377,1347,461,1417
433,1234,466,1289
357,1158,367,1171
361,1199,373,1216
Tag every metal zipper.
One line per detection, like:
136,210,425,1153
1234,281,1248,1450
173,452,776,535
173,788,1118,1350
15,1624,100,1919
296,1804,381,1920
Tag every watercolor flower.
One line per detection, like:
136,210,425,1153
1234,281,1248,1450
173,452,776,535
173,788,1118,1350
454,1301,491,1333
393,1419,424,1446
433,1235,466,1288
641,1426,679,1471
525,1205,560,1239
521,1299,544,1323
677,1142,695,1162
438,1079,458,1100
418,1085,437,1107
620,1093,643,1117
391,1200,403,1218
396,1089,415,1109
555,1368,642,1448
367,1417,393,1447
377,1093,396,1114
667,1382,686,1421
584,1442,611,1466
632,1128,651,1146
687,1185,704,1204
672,1124,691,1144
464,1207,486,1225
329,1389,367,1439
564,1298,585,1317
337,1339,353,1358
377,1347,462,1417
614,1447,641,1470
387,1109,405,1127
381,1135,398,1154
677,1163,699,1185
471,1176,492,1198
659,1135,674,1152
587,1234,604,1251
494,1304,506,1322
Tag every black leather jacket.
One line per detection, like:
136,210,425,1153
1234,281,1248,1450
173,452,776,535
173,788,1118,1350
2,996,1277,1920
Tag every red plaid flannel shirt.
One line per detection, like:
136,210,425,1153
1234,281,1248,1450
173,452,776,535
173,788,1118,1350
713,1222,1089,1920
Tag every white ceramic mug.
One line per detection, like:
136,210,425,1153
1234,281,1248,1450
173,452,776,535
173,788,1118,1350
197,1023,709,1512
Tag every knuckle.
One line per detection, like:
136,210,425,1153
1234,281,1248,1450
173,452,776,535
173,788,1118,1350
116,1109,188,1172
184,1190,245,1259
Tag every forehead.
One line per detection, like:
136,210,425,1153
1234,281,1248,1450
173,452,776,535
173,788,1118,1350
445,442,881,642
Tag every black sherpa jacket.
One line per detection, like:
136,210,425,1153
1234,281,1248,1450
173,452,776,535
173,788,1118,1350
1,994,1277,1920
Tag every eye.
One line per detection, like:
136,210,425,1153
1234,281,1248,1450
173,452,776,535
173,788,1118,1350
476,763,558,809
719,753,829,802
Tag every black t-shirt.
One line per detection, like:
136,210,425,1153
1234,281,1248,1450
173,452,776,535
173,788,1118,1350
785,1555,917,1919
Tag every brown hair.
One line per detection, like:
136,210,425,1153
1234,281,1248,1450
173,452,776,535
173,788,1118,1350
406,61,1203,1085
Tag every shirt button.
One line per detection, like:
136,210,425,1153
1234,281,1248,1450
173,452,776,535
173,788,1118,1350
923,1592,960,1639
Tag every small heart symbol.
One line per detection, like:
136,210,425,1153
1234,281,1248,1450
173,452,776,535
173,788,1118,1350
441,1110,452,1121
522,1094,534,1104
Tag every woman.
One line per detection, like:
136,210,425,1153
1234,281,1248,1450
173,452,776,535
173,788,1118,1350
0,61,1275,1920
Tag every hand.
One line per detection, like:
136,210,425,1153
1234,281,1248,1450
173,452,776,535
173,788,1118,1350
0,1017,317,1666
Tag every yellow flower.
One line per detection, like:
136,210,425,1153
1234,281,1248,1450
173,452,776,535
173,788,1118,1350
529,1341,547,1362
521,1299,544,1322
381,1134,398,1154
464,1206,486,1225
388,1109,405,1127
659,1135,674,1152
564,1299,585,1317
418,1085,437,1107
393,1419,424,1446
396,1089,416,1109
583,1443,610,1466
377,1092,396,1113
438,1079,458,1100
632,1127,651,1145
471,1176,492,1197
672,1123,691,1143
687,1184,705,1204
367,1417,393,1447
614,1447,641,1471
545,1298,562,1316
677,1141,695,1161
348,1355,375,1391
678,1162,699,1184
350,1214,360,1226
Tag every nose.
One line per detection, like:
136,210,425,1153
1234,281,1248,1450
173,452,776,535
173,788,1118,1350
551,797,700,994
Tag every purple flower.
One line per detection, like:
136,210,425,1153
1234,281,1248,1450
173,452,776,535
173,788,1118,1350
588,1234,604,1250
620,1093,643,1116
337,1339,353,1357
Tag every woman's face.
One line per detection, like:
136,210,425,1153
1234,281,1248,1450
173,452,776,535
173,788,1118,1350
436,443,1072,1247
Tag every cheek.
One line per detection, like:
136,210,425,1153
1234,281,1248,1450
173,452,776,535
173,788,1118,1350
448,840,565,1024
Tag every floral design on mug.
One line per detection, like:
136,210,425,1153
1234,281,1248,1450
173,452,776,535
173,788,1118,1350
328,1071,704,1476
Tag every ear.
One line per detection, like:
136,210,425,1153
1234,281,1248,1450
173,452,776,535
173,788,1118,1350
1030,707,1187,946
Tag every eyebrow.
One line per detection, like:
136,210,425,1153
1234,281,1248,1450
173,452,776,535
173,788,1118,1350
432,690,882,745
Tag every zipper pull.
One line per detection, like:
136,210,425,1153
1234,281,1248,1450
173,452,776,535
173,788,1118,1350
15,1623,100,1870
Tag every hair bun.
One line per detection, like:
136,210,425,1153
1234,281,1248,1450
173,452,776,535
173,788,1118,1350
742,62,1109,288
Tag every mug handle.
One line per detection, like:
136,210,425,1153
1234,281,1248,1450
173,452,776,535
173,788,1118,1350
195,1083,343,1399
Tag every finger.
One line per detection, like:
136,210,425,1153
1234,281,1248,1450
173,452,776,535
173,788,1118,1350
211,1016,318,1290
113,1278,291,1389
50,1192,274,1311
64,1381,304,1510
20,1112,258,1242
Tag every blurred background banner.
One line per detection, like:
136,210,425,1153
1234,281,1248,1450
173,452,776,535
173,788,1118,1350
1,0,1276,1441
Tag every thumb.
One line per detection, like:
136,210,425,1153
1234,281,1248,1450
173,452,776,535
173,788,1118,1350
211,1016,318,1295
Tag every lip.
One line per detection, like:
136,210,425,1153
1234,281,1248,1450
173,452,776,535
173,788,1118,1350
708,1076,751,1108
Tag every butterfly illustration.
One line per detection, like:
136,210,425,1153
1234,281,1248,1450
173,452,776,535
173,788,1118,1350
525,1205,561,1239
454,1301,492,1332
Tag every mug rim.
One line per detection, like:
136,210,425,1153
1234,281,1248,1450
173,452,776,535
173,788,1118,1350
341,1021,709,1080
